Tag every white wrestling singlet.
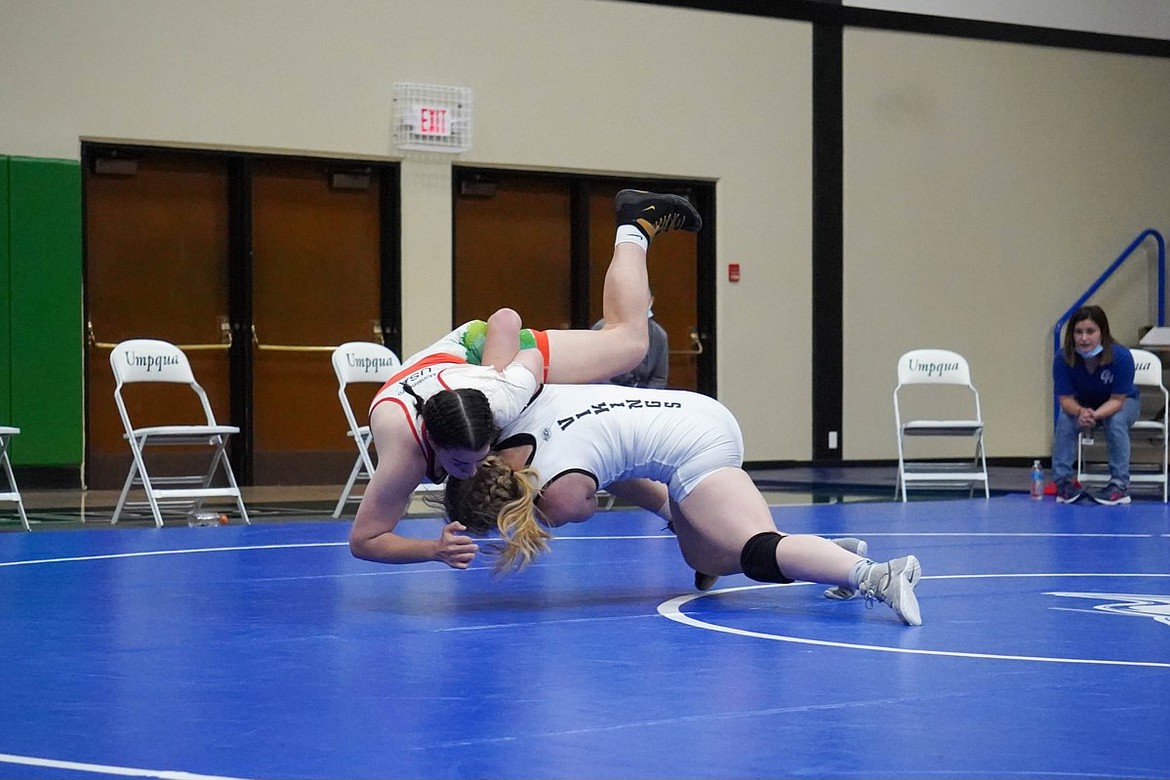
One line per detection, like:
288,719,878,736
498,384,744,503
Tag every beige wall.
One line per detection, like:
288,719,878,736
3,1,1170,463
0,0,813,460
844,28,1170,459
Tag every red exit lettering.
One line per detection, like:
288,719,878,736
417,106,449,136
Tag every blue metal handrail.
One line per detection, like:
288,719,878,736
1051,228,1166,421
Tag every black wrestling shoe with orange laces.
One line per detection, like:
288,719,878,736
615,189,702,241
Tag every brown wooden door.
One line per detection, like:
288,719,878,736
250,159,384,484
454,177,572,328
455,172,702,392
84,152,233,490
84,146,395,489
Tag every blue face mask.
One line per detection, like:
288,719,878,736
1077,344,1104,358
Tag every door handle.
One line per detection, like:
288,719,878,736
669,326,704,356
87,320,230,351
250,326,339,353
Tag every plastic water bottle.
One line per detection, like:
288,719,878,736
1030,460,1045,500
188,512,228,527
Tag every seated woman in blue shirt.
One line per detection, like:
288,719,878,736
1052,305,1141,505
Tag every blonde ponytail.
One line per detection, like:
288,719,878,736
493,466,552,573
442,456,553,574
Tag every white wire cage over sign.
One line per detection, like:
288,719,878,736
393,83,473,153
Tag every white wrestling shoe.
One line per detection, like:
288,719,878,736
823,537,869,600
858,555,923,626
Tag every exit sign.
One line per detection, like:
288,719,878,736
413,105,450,137
393,83,473,153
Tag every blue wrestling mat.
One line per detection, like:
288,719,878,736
1,495,1167,779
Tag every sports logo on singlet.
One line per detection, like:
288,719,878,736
402,364,444,386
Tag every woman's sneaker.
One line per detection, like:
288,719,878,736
1091,482,1131,505
1055,479,1084,504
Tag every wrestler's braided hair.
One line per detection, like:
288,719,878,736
444,455,552,574
401,382,498,450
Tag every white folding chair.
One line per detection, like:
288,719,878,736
894,348,990,501
1077,347,1169,501
109,339,250,527
0,427,30,530
331,341,403,517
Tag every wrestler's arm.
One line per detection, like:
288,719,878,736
536,472,602,527
348,410,479,568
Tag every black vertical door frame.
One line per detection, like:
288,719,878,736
227,156,254,485
380,171,403,360
691,184,717,398
569,181,592,328
811,18,844,463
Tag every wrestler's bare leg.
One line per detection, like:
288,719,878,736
544,191,700,384
670,468,861,586
673,468,923,625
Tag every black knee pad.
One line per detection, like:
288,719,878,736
739,531,793,583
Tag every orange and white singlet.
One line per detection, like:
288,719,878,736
369,322,546,479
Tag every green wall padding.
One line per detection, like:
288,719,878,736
7,157,82,466
0,158,10,429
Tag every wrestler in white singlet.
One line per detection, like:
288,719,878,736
495,384,744,503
